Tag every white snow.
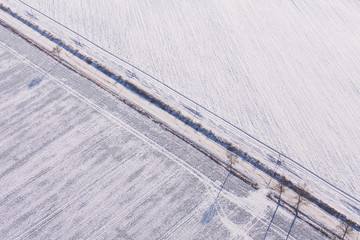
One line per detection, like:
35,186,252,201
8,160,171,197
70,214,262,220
5,0,360,201
1,0,360,238
0,24,329,239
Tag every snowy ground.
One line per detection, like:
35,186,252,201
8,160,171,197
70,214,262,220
4,1,360,229
11,0,360,201
0,25,330,239
6,0,360,202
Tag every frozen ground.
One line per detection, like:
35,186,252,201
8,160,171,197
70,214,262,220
0,25,329,239
5,0,360,201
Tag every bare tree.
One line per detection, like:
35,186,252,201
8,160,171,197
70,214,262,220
339,220,354,240
264,178,286,239
267,153,282,187
51,45,62,57
226,150,238,170
286,187,307,240
211,149,238,209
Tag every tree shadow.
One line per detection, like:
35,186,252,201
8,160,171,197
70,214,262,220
71,38,83,47
28,62,59,90
201,202,218,225
28,76,43,89
26,11,38,20
201,171,232,225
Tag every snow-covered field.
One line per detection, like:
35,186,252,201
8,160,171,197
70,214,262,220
5,0,360,202
0,25,329,239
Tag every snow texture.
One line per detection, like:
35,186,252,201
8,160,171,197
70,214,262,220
5,0,360,202
0,25,328,239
